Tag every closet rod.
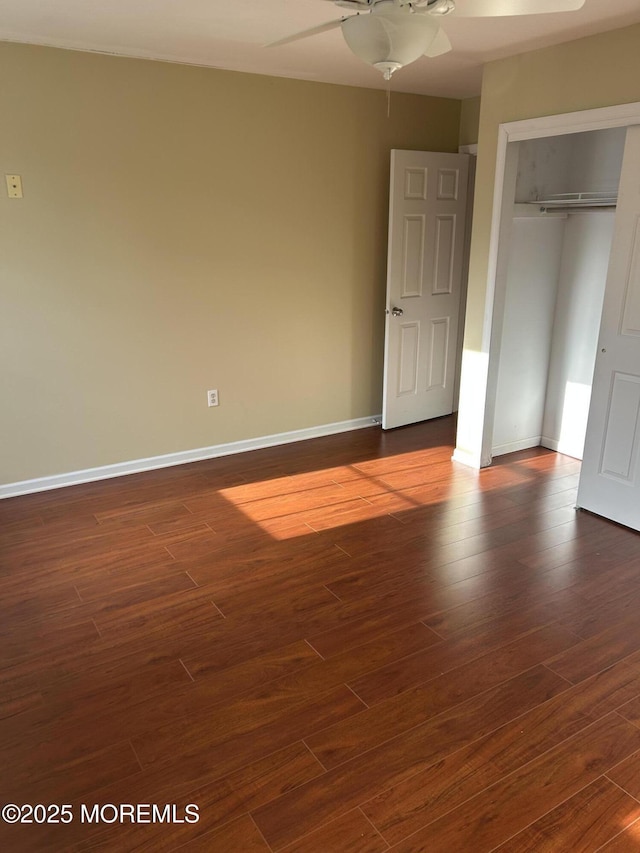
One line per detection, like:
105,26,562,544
539,204,617,213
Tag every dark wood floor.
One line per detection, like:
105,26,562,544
2,416,640,851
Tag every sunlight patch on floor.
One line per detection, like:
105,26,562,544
214,444,546,540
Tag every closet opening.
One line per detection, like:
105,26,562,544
490,127,626,463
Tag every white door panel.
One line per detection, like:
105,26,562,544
383,150,469,430
577,125,640,531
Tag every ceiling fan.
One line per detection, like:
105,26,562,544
268,0,587,80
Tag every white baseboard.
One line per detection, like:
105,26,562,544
451,447,482,469
0,415,382,500
540,436,560,451
541,436,583,461
491,436,542,457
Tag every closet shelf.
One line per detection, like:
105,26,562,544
529,192,618,212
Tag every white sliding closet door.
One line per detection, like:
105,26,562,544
577,125,640,531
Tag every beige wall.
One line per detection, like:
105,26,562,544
0,42,461,486
459,96,480,147
456,24,640,464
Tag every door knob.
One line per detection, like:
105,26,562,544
391,307,404,317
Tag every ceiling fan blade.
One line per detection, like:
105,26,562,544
319,0,371,8
451,0,585,16
424,26,452,57
265,18,346,48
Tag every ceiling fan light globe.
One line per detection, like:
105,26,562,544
341,7,440,75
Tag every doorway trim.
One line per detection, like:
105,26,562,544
455,100,640,469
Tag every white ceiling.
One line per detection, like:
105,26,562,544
1,0,640,98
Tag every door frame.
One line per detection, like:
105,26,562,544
454,100,640,470
453,143,477,411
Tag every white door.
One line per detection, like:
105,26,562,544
577,125,640,532
382,149,470,430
